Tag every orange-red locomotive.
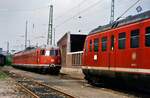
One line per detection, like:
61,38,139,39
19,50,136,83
82,11,150,89
12,46,61,75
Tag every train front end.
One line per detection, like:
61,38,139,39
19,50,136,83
40,47,61,75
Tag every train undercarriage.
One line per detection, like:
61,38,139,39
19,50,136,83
82,68,150,91
13,64,61,75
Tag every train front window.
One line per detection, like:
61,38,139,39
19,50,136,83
130,29,139,48
145,27,150,47
45,50,58,56
45,50,50,56
50,50,58,56
118,32,126,49
94,38,99,52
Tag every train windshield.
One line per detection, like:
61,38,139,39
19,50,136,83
45,50,58,56
50,50,58,56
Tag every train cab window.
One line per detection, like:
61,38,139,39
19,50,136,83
90,40,92,52
94,38,99,52
145,27,150,47
45,50,50,56
102,37,107,51
45,50,58,56
130,29,139,48
40,50,45,55
50,50,58,56
118,32,126,49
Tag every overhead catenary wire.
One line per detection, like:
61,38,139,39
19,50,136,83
0,5,49,12
55,0,104,28
116,0,142,21
54,0,89,20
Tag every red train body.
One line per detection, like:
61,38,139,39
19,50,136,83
12,46,61,74
82,11,150,88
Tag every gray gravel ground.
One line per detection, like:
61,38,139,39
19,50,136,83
0,78,29,98
2,66,150,98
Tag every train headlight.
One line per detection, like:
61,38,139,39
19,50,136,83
51,59,55,62
94,55,98,61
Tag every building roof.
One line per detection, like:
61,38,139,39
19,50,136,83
57,32,87,44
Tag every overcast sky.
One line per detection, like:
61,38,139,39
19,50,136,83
0,0,150,52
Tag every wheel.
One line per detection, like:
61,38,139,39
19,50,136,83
49,68,60,75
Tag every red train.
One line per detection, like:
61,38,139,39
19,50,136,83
12,46,61,75
82,11,150,88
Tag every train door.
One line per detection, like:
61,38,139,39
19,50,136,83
109,33,116,68
128,28,140,70
99,33,109,67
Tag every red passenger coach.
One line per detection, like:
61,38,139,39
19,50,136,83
82,11,150,88
12,46,61,75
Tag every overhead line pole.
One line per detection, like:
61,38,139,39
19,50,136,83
110,0,115,24
47,4,53,45
25,20,28,49
53,28,55,46
7,41,9,54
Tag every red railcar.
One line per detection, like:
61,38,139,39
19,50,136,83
12,46,61,74
82,11,150,88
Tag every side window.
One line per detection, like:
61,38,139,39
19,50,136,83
118,32,126,49
111,35,114,50
130,29,139,48
101,37,107,51
145,27,150,47
90,40,92,52
94,38,99,52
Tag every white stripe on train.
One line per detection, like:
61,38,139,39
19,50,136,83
82,66,150,74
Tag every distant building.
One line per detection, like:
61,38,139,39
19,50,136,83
57,32,86,68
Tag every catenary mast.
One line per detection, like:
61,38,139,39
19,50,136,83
47,1,53,45
110,0,115,23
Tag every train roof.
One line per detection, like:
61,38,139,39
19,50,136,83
89,10,150,35
14,45,59,55
39,45,59,49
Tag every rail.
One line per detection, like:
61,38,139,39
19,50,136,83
4,71,75,98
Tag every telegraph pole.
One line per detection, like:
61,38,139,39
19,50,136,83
25,20,28,49
110,0,115,23
47,4,53,45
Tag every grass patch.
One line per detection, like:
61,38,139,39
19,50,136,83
0,71,8,80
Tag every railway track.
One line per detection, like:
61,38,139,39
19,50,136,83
4,71,75,98
17,79,74,98
2,67,150,98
